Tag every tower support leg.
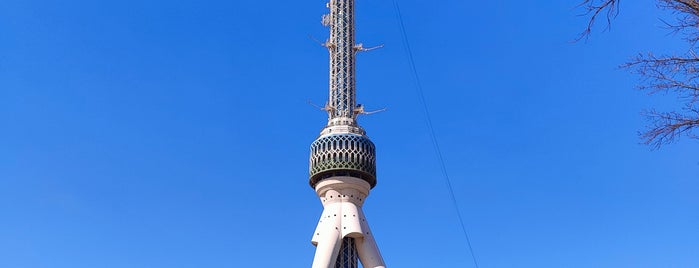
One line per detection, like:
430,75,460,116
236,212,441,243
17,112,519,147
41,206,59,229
310,177,386,268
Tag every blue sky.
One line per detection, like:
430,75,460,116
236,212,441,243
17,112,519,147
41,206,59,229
1,0,697,267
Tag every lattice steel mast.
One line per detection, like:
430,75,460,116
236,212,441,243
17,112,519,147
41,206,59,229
309,0,385,267
325,0,356,120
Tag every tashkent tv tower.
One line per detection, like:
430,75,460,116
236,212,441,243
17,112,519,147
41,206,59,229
308,0,386,267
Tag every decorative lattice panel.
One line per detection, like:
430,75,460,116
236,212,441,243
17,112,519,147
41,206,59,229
309,134,376,187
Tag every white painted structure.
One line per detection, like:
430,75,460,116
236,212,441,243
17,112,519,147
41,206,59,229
311,177,384,268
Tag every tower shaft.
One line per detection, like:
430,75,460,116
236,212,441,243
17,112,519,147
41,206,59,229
326,0,357,120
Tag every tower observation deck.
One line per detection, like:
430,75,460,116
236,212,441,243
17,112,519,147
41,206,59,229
308,0,386,267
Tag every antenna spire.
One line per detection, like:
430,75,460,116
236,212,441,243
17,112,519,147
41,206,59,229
325,0,358,123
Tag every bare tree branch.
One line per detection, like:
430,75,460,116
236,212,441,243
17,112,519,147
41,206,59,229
658,0,699,44
623,53,699,98
624,52,699,147
576,0,621,41
641,108,699,148
579,0,699,148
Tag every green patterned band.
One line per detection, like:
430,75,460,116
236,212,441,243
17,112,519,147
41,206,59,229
309,134,377,188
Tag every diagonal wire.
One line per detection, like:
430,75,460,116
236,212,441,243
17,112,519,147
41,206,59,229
392,1,481,267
